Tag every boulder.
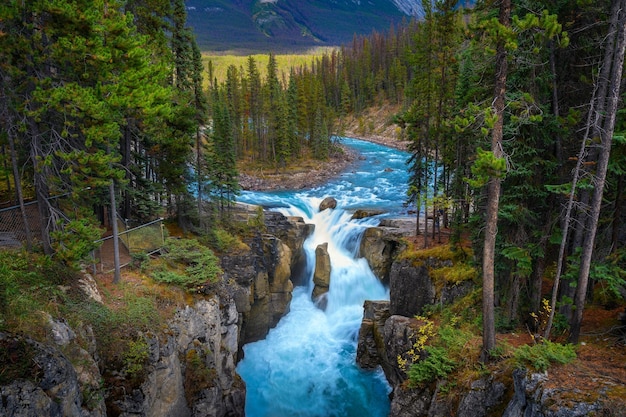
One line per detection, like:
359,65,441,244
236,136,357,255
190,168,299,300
318,196,337,211
312,243,331,300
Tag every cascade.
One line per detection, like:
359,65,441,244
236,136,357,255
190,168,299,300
236,138,409,417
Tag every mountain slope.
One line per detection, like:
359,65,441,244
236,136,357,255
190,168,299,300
185,0,424,52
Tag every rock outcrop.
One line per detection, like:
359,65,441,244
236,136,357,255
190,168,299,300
0,331,104,417
502,368,607,417
359,220,411,283
222,233,295,346
1,206,314,417
389,259,435,317
112,298,244,417
351,209,385,220
312,242,331,301
1,295,246,417
356,300,391,371
263,210,314,287
356,258,611,417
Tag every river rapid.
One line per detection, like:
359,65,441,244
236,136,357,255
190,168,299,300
236,137,410,417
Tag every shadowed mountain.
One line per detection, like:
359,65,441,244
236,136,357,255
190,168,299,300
185,0,427,53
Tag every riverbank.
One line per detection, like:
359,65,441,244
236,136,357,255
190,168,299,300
238,134,410,191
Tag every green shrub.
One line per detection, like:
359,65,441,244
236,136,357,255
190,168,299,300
407,346,456,386
513,340,577,372
123,338,150,378
249,206,266,230
51,217,103,266
152,238,223,290
183,349,217,403
71,291,160,365
151,270,200,287
404,317,474,387
210,228,250,253
0,250,68,333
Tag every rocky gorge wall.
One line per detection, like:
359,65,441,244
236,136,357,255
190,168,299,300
0,208,311,417
1,208,618,417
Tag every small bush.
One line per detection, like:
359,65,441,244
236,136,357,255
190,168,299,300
152,238,223,290
151,270,199,287
407,346,457,386
513,340,577,372
209,228,249,253
183,349,217,403
0,250,68,334
123,338,150,378
247,206,266,231
402,315,475,387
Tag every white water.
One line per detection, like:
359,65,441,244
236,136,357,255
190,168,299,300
236,138,410,417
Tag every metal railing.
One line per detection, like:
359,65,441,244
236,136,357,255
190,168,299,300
92,217,165,274
0,201,40,247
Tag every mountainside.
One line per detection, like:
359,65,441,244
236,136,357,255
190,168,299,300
185,0,431,52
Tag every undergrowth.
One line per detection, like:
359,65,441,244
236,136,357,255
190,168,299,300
512,340,577,372
400,311,478,388
0,250,71,336
0,249,166,383
148,237,223,290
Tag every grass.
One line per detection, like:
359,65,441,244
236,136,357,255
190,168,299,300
202,49,331,87
0,250,70,337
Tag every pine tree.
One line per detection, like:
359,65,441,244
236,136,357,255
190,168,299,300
206,90,240,215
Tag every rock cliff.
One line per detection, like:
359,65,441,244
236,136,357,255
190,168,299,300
0,208,311,417
356,254,619,417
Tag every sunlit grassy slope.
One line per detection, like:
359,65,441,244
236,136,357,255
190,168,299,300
202,49,331,86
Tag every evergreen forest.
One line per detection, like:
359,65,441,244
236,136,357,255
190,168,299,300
1,0,626,360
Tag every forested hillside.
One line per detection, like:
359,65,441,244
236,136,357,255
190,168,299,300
1,0,625,360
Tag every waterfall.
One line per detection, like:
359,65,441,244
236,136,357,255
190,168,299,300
236,138,410,417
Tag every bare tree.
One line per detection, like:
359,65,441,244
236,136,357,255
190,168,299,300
569,0,626,343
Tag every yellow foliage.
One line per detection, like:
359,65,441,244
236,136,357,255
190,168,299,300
397,316,436,371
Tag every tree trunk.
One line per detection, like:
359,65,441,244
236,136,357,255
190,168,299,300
196,126,203,214
481,0,510,362
544,89,597,338
110,179,121,284
569,0,626,343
